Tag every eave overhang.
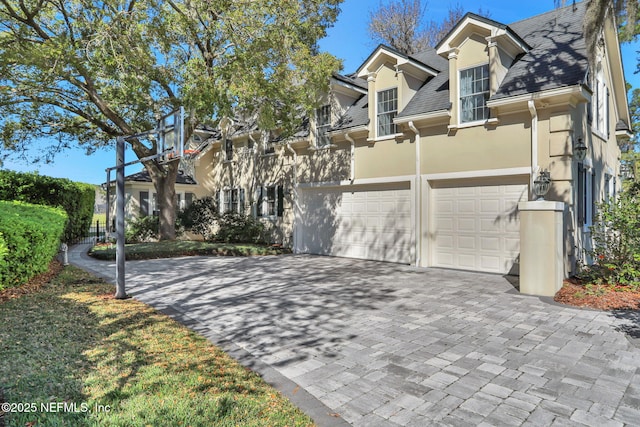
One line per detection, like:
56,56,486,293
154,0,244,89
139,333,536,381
486,85,591,113
394,110,450,126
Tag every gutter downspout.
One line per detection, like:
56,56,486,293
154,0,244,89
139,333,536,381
408,121,421,267
527,100,539,198
344,133,355,181
285,142,299,253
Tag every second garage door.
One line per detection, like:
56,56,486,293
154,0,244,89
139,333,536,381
431,180,527,275
297,183,414,264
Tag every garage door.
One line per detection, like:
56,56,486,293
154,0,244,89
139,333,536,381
297,184,414,264
431,181,527,275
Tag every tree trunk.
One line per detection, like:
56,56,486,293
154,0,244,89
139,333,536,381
146,160,179,241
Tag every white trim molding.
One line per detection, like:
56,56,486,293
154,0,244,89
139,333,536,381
424,167,531,181
298,175,415,189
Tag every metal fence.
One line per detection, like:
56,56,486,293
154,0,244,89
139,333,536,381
68,220,106,245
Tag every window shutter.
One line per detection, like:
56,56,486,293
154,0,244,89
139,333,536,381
606,87,610,138
215,190,220,214
577,164,585,227
590,172,596,225
240,189,245,214
277,185,284,217
257,187,263,217
140,191,149,217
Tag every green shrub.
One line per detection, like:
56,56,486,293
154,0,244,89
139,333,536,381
0,170,95,242
178,196,219,241
0,201,67,290
216,213,266,244
581,187,640,287
126,216,159,243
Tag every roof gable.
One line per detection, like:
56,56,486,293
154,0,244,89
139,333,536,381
435,13,530,58
356,44,438,80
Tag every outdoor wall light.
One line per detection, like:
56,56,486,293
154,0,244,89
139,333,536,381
533,170,551,201
573,137,587,161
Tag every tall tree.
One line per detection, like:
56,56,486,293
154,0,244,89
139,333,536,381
0,0,342,240
367,0,490,55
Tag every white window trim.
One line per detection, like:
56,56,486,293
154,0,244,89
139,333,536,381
592,65,609,140
458,63,490,126
315,105,332,148
220,186,245,214
376,86,398,139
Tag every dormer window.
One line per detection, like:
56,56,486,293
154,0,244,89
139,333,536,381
377,87,398,137
315,105,331,147
460,64,489,123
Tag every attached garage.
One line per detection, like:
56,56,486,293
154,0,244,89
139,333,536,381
296,182,414,264
429,179,528,275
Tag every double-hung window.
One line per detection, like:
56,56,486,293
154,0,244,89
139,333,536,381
460,64,489,123
316,105,331,147
257,185,284,217
377,87,397,137
221,188,245,214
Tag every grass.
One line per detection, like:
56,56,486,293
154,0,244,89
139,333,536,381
0,265,314,427
88,240,290,261
91,213,107,227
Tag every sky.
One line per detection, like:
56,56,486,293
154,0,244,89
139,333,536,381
3,0,640,185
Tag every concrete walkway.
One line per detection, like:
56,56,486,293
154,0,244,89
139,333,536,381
69,244,640,426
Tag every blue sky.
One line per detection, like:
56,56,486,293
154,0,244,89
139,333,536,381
3,0,639,185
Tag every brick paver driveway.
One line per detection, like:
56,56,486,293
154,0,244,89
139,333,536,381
75,250,640,426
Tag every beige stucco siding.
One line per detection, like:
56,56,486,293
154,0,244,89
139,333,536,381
375,63,398,93
421,113,531,174
355,138,415,179
457,34,489,69
298,146,350,184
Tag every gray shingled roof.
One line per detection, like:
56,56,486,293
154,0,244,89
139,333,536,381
492,2,588,100
397,48,451,118
330,94,369,131
336,2,589,127
125,169,197,185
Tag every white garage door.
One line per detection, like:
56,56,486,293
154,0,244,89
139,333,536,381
297,184,414,264
431,181,527,275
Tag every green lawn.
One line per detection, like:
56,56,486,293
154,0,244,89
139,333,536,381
0,266,314,427
89,240,289,260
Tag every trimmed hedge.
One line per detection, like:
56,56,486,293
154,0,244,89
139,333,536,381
0,201,67,290
0,170,95,242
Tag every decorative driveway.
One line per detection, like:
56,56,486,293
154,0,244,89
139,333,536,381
70,247,640,426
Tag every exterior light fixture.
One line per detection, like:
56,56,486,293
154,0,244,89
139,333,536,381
533,170,551,201
573,137,587,161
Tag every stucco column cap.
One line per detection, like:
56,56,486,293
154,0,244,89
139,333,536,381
519,201,565,212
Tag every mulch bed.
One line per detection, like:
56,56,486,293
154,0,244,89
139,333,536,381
0,260,63,303
554,277,640,310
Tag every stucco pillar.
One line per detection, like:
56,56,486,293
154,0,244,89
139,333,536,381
447,49,459,126
518,201,565,297
367,72,377,140
486,39,499,97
